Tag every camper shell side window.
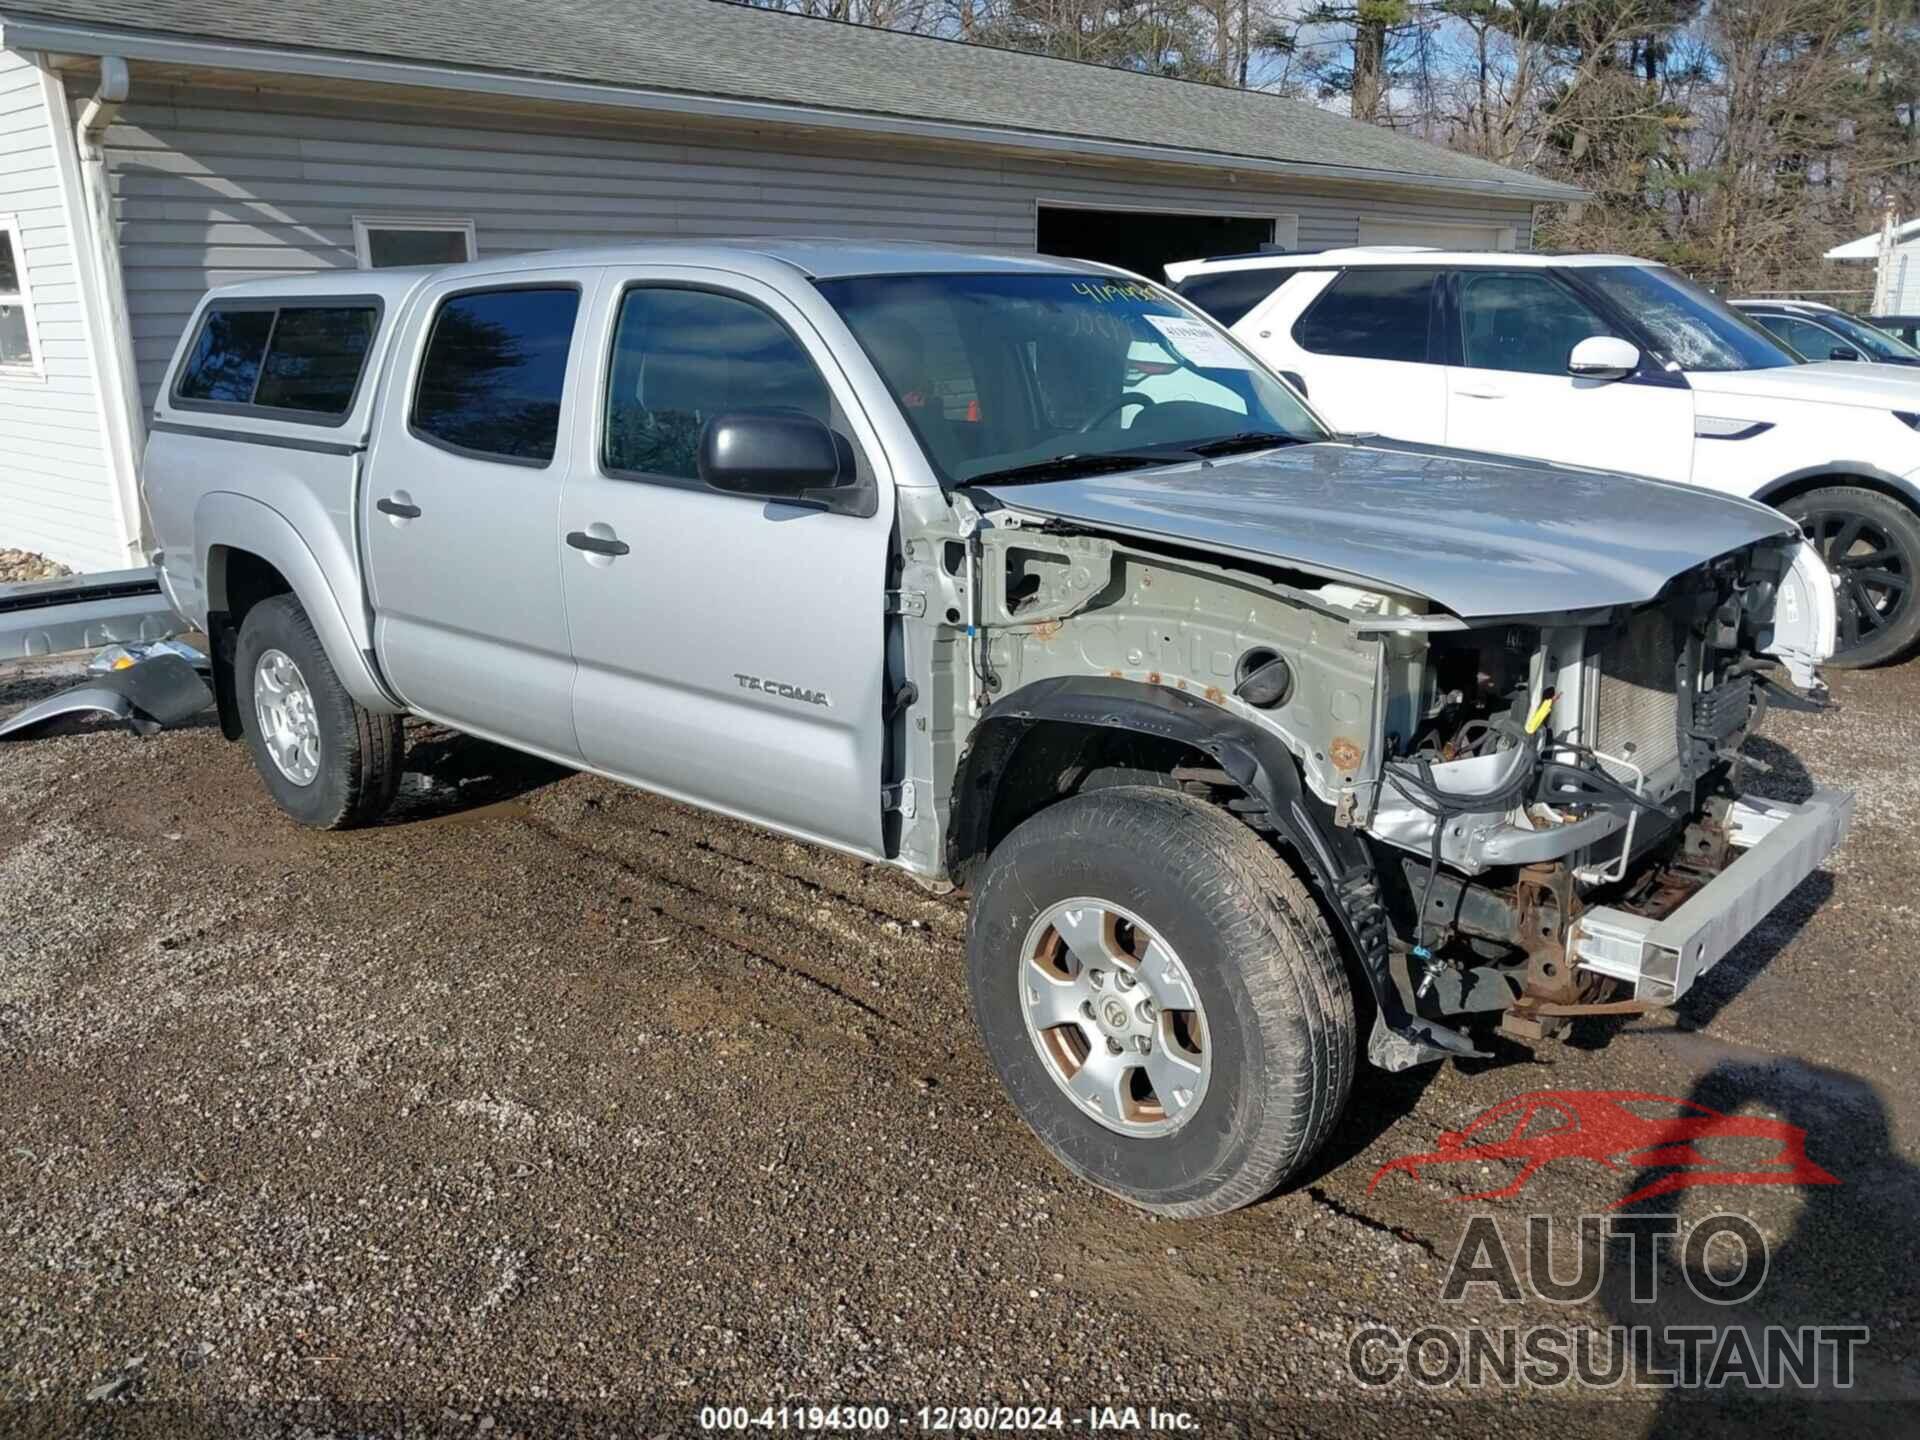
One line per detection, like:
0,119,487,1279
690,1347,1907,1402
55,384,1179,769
170,296,385,428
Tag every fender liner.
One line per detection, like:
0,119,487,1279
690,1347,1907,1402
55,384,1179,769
1751,463,1920,512
950,675,1480,1070
196,492,402,715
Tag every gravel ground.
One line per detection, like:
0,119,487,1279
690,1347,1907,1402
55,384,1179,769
0,550,72,585
1,653,1916,1436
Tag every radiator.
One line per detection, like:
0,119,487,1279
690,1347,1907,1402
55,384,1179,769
1590,612,1682,786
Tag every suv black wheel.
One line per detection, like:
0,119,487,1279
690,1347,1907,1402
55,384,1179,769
1785,486,1920,667
966,785,1355,1217
235,594,404,828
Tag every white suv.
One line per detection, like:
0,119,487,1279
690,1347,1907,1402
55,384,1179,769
1167,247,1920,666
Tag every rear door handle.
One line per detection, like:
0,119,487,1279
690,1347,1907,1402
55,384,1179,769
376,497,422,518
566,530,630,557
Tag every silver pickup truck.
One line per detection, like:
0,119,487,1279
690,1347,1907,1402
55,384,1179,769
143,240,1851,1217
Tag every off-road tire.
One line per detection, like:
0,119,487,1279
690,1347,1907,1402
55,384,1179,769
235,594,404,829
1783,486,1920,668
967,785,1356,1217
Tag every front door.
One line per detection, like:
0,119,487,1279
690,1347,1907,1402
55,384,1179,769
556,268,895,858
1443,269,1695,483
362,269,597,759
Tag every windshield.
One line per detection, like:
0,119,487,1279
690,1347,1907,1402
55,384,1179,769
815,272,1326,485
1823,310,1920,361
1582,266,1798,372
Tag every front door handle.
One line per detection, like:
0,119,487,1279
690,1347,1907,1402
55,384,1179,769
1452,386,1507,400
566,530,630,557
376,496,422,519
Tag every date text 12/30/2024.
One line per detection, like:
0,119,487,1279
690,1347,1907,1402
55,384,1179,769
698,1405,1201,1433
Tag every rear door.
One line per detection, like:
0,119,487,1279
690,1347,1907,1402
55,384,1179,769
555,267,895,858
1442,269,1695,482
1282,267,1448,441
362,268,597,759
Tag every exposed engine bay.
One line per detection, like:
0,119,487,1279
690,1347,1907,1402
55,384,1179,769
927,496,1849,1064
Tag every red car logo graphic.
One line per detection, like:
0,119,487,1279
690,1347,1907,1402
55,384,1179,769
1368,1090,1839,1208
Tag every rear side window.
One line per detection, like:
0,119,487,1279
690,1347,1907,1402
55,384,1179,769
604,286,830,483
411,286,581,466
1175,268,1297,328
1294,269,1436,363
174,302,379,419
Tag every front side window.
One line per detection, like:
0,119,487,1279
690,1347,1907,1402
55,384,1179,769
1581,266,1796,372
818,272,1324,487
1820,310,1920,361
1458,272,1619,376
604,287,831,482
412,287,580,465
1294,268,1436,364
0,218,37,371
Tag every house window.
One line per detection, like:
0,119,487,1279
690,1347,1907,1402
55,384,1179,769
0,216,42,375
353,216,477,270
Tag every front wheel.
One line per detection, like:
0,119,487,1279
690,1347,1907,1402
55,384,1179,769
1784,486,1920,668
966,786,1356,1217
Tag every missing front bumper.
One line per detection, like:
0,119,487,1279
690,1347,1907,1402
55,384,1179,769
1568,787,1854,1005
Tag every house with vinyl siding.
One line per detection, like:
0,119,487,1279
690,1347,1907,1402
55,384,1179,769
0,0,1580,574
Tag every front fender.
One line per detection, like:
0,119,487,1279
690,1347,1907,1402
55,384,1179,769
950,675,1479,1070
196,491,401,714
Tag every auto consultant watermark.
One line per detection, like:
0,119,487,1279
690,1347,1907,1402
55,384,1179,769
1350,1090,1863,1394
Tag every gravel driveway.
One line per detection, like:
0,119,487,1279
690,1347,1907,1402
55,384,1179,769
2,654,1916,1436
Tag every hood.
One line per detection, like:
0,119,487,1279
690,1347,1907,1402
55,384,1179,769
978,440,1796,619
1687,360,1920,409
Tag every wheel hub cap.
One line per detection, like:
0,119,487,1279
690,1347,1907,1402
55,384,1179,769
253,648,320,787
1018,899,1210,1138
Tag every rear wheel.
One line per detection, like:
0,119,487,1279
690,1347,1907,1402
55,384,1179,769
966,786,1355,1217
1784,486,1920,668
235,595,403,828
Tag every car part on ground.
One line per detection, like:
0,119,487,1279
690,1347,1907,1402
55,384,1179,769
0,652,212,740
0,566,179,661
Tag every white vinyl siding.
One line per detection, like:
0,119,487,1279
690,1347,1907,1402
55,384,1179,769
94,80,1537,410
0,49,119,573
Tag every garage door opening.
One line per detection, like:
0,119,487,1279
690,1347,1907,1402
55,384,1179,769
1038,205,1282,283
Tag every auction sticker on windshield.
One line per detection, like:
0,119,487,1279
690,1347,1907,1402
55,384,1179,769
1141,313,1254,370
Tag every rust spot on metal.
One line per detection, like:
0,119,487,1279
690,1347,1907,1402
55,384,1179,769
1176,678,1188,690
1204,686,1225,705
1031,620,1062,642
1147,672,1162,686
1108,669,1124,678
1328,737,1364,772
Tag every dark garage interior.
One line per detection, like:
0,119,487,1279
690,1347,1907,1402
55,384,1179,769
1037,204,1279,281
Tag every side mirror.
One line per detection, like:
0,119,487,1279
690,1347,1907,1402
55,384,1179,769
697,411,871,516
1278,369,1308,398
1830,347,1861,362
1567,335,1642,382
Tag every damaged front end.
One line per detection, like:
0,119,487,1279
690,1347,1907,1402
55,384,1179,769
1358,536,1852,1046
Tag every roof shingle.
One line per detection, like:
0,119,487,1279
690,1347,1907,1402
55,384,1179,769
2,0,1582,201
